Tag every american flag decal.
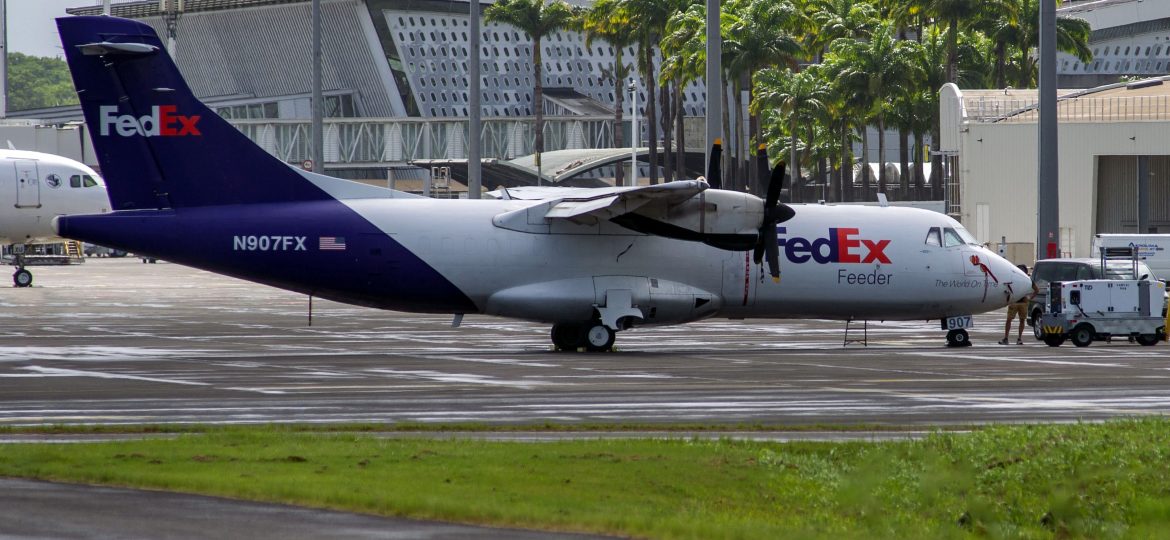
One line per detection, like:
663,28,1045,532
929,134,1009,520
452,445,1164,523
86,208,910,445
319,236,346,251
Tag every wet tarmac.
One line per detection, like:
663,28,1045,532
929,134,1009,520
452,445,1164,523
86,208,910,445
2,258,1168,428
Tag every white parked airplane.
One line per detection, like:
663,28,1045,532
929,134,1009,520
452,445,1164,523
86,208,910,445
0,148,110,287
53,15,1030,349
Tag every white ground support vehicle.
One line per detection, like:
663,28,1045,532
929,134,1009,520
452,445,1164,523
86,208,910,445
1093,234,1170,280
1038,279,1167,347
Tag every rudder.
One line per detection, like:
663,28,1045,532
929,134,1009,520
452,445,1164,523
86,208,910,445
57,16,332,210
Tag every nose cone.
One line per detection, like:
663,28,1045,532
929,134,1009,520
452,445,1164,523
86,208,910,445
996,255,1032,304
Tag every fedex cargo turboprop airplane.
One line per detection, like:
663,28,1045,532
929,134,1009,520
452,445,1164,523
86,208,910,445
1,148,110,287
54,15,1029,350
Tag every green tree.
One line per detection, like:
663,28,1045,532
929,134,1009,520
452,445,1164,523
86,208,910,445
577,0,636,185
484,0,575,181
725,0,804,192
829,23,921,191
661,1,708,183
754,66,828,195
6,52,78,111
622,0,683,185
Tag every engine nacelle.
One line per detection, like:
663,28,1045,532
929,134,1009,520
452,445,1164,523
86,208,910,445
611,189,764,251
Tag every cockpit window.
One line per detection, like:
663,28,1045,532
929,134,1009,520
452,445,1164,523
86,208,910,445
82,175,98,188
943,228,964,247
69,175,82,188
925,227,942,247
952,225,979,245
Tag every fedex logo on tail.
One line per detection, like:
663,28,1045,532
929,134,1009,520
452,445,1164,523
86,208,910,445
777,227,891,264
99,105,201,137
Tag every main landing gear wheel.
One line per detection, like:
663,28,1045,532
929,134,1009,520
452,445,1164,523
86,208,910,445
946,329,971,347
12,268,32,288
550,323,583,351
584,323,616,352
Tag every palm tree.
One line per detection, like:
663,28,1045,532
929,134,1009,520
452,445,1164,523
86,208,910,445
1010,0,1092,87
661,2,708,182
484,0,575,182
921,0,1010,83
829,23,920,192
577,0,635,185
754,66,828,196
724,0,804,193
622,0,682,185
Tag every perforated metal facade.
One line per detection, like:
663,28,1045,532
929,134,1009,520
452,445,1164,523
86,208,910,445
383,8,707,118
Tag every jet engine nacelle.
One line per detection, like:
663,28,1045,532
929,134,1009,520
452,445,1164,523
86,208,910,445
613,189,764,251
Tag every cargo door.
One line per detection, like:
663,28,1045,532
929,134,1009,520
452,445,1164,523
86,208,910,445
13,160,40,208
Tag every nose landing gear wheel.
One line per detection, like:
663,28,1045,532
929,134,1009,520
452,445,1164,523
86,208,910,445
584,324,616,352
13,268,32,288
946,329,971,347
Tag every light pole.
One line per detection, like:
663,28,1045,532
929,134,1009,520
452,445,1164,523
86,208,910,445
629,81,637,187
467,0,481,198
311,0,324,174
0,0,7,120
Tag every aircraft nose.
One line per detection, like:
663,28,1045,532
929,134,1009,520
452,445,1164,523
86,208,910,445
998,255,1032,304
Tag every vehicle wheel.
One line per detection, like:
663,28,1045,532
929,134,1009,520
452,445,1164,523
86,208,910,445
946,329,970,347
1032,311,1044,340
1043,335,1065,347
1136,334,1161,347
1070,325,1094,348
550,323,583,351
12,268,32,288
584,323,616,352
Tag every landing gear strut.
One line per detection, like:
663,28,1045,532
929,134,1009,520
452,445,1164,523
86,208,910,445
550,321,616,352
946,329,971,347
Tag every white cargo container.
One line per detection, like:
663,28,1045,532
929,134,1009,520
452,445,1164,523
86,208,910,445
1092,234,1170,280
1038,279,1167,347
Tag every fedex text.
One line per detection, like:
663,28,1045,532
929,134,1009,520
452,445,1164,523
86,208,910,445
99,105,202,137
776,227,891,264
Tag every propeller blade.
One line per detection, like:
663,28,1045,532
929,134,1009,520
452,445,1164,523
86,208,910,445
765,161,785,209
764,222,780,282
753,238,766,265
755,144,769,194
707,139,722,190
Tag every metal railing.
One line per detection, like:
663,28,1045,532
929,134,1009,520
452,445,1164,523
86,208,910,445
964,95,1170,124
229,116,619,164
227,116,709,165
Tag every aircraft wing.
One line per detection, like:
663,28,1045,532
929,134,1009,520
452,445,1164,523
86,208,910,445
494,181,709,225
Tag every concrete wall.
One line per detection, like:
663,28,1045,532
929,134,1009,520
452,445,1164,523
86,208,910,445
959,118,1170,259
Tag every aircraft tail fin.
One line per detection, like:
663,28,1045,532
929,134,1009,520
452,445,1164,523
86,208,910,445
57,16,349,210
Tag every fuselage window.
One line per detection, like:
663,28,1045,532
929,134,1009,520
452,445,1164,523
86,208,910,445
925,227,942,247
69,174,82,188
943,228,964,247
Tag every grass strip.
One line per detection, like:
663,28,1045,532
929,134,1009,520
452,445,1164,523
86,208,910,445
2,418,1169,539
0,421,964,435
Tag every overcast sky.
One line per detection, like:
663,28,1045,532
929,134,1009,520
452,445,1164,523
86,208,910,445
6,0,96,58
